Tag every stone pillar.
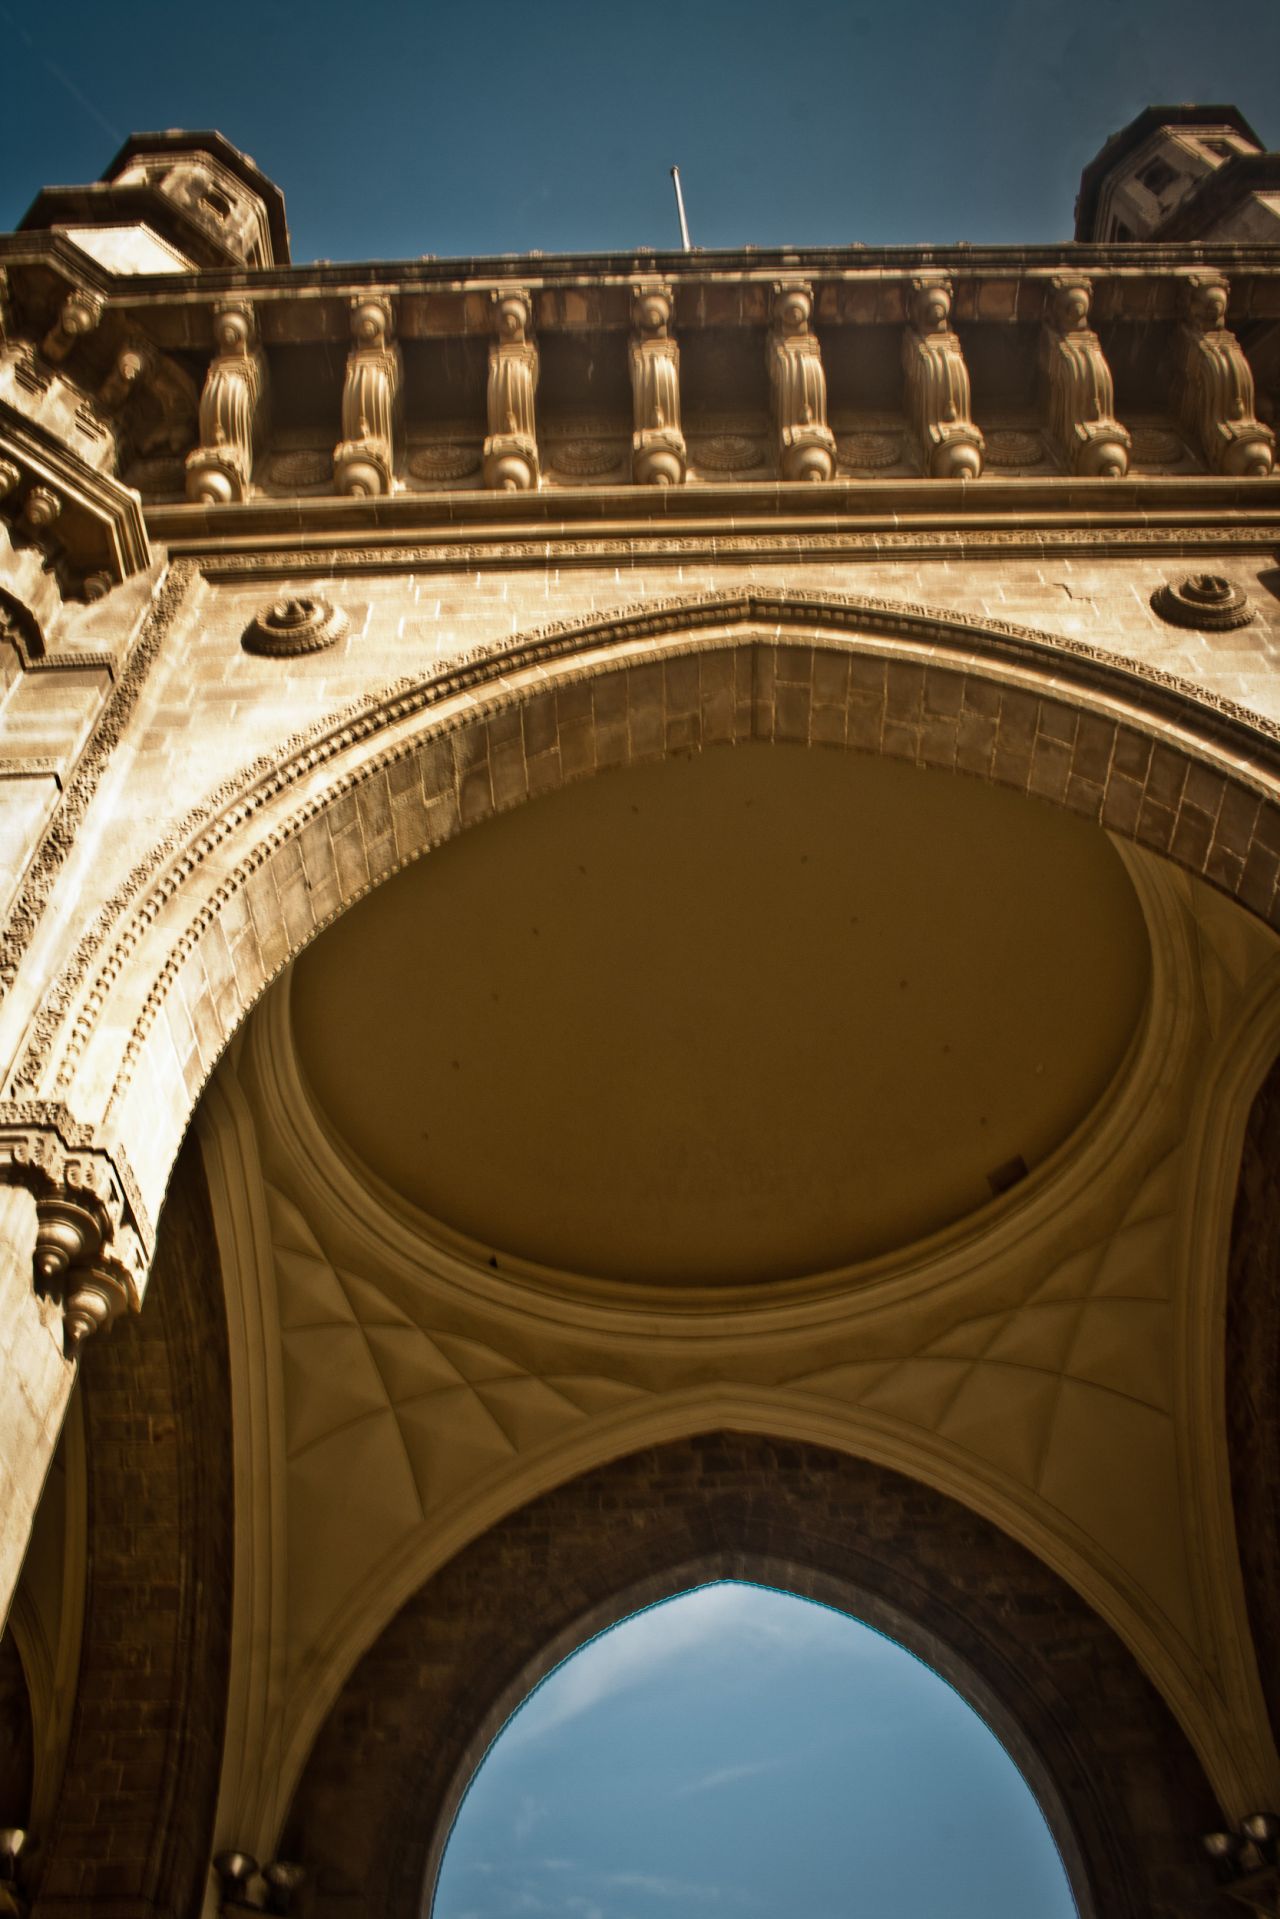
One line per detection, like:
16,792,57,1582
1177,272,1275,476
1040,275,1130,477
0,1184,70,1626
334,297,402,497
186,301,268,504
902,275,983,479
768,280,835,482
630,282,685,486
483,289,539,491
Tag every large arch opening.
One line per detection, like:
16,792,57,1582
431,1578,1080,1919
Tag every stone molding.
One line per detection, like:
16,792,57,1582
13,584,1280,1136
0,558,195,992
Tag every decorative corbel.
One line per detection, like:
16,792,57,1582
333,297,402,497
483,289,539,491
1177,272,1274,477
768,281,835,483
99,334,198,458
0,1126,144,1358
1040,276,1130,477
185,301,268,504
629,282,685,487
902,276,984,479
41,287,104,366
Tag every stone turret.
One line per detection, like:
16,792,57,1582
19,129,289,272
1075,104,1278,243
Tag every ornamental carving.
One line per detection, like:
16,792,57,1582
836,431,902,471
549,440,623,478
484,289,539,491
902,276,983,479
0,1120,143,1357
1151,574,1254,630
266,448,333,489
630,282,685,487
185,302,268,503
242,595,349,657
1040,277,1130,478
408,444,481,482
1177,273,1275,477
982,431,1045,468
40,287,103,366
1130,427,1186,466
334,298,403,497
768,281,835,483
690,434,763,473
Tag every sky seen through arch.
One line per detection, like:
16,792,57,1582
432,1581,1078,1919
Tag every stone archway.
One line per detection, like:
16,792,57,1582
21,587,1280,1264
281,1431,1231,1919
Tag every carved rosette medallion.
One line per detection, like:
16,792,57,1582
1151,574,1254,631
836,432,903,471
1130,427,1186,467
983,430,1046,469
266,449,333,489
242,596,349,656
408,445,482,482
550,440,623,479
690,435,763,474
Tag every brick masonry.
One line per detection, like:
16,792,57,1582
283,1432,1233,1919
1227,1054,1280,1750
32,1136,233,1919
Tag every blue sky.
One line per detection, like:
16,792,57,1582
434,1582,1076,1919
1,0,1278,261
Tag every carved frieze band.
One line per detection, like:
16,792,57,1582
0,1107,147,1355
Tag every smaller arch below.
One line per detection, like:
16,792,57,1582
430,1577,1081,1919
279,1433,1233,1919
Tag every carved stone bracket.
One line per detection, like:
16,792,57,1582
1040,276,1130,477
0,1117,144,1358
902,276,984,479
334,297,402,497
99,334,198,459
40,287,104,367
630,282,685,487
768,281,835,483
1177,273,1275,477
186,301,269,504
484,289,539,491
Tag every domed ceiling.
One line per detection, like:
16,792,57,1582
290,743,1150,1285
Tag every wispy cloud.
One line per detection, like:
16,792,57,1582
680,1755,791,1794
504,1583,840,1749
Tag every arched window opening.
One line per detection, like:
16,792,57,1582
432,1581,1078,1919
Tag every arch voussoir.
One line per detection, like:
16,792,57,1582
23,589,1280,1261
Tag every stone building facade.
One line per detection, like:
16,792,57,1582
1,107,1280,1916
